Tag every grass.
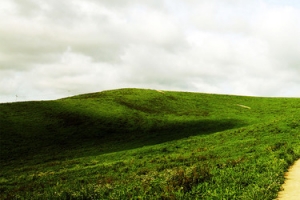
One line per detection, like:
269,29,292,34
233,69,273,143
1,88,300,199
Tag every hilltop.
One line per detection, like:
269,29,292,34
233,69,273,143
1,88,300,199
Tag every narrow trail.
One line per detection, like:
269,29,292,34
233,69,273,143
277,159,300,200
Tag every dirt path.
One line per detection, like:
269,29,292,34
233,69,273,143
277,159,300,200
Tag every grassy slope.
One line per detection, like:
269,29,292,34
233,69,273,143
1,88,300,199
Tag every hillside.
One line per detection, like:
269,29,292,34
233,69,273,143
1,88,300,199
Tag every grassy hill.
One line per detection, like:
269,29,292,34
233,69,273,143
1,88,300,199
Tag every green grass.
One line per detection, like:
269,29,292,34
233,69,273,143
1,88,300,199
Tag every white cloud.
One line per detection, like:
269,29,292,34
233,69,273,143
253,5,300,67
1,0,300,102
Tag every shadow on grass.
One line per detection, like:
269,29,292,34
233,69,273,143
1,115,246,167
0,100,246,166
104,118,245,147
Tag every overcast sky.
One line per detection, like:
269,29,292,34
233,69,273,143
1,0,300,102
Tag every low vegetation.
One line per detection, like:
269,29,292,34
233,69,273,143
1,88,300,199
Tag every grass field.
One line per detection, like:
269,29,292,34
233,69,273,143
1,88,300,199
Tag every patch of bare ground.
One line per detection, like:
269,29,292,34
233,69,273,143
277,159,300,200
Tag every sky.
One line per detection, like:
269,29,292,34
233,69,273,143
1,0,300,102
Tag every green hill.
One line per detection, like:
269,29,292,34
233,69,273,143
1,88,300,199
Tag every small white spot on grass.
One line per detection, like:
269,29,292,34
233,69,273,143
236,104,251,109
156,90,165,94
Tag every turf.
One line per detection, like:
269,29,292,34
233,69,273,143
1,88,300,199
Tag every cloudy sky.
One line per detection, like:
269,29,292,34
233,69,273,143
1,0,300,102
